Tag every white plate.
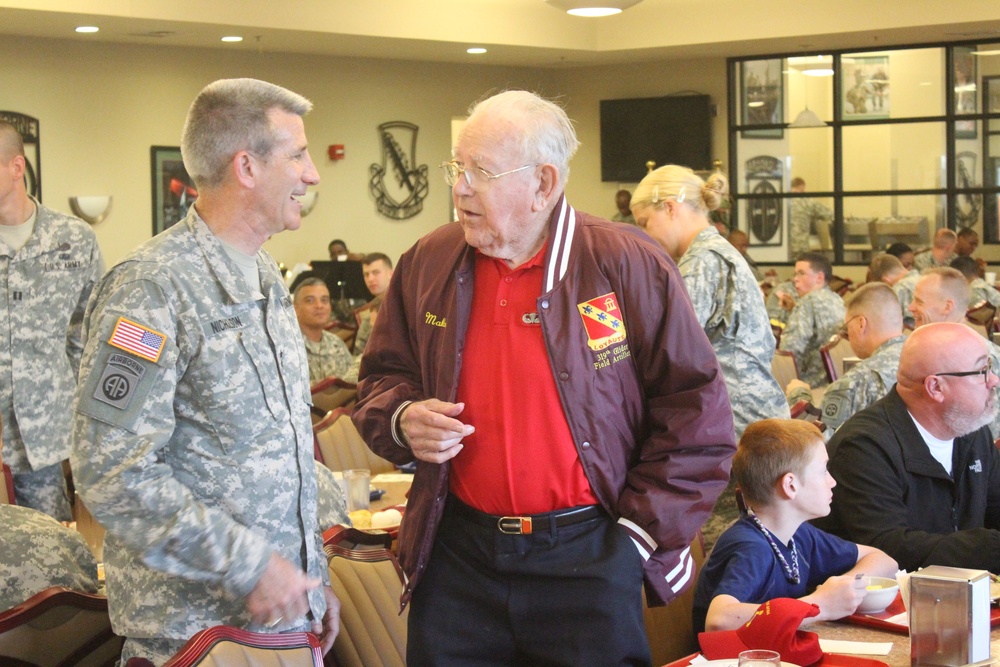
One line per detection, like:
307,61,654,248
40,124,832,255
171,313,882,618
694,660,801,667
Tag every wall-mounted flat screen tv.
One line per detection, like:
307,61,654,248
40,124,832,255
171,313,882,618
600,94,712,183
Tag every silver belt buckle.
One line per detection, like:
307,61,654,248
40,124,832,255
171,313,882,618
497,516,532,534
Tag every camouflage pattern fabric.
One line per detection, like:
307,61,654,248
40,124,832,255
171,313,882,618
788,198,832,260
353,314,373,356
10,461,71,522
779,286,846,388
314,461,349,532
70,210,327,641
893,270,919,324
0,201,104,520
788,335,906,432
303,330,353,382
914,251,949,272
0,503,99,611
766,280,796,325
970,278,1000,308
679,228,789,551
678,228,790,437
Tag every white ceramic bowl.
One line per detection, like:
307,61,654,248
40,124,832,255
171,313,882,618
857,576,899,614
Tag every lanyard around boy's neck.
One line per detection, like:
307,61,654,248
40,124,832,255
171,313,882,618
746,507,801,585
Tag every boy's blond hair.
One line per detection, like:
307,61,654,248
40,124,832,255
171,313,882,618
733,419,824,509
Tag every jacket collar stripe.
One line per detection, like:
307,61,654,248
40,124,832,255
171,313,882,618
544,196,576,293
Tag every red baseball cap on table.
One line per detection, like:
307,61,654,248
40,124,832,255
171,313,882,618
699,598,824,666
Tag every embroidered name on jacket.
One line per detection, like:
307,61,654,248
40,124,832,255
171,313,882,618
425,311,447,327
578,292,627,352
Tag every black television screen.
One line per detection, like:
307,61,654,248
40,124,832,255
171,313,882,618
600,95,712,182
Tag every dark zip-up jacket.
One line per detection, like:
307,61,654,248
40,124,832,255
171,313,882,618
816,387,1000,572
353,197,736,607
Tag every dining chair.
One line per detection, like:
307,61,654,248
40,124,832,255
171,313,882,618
0,586,123,667
143,626,322,667
324,527,408,667
965,300,997,339
770,350,799,390
313,407,396,475
820,334,854,383
310,376,358,421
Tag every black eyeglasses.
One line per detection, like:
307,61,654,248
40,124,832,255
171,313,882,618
932,358,993,385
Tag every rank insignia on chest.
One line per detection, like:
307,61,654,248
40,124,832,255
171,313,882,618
108,316,167,363
577,292,627,351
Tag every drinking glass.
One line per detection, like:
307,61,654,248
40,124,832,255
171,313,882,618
344,469,371,512
738,649,781,667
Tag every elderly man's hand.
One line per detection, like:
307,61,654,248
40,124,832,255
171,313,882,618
400,399,474,463
246,553,321,628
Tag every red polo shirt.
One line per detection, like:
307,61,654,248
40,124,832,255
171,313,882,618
449,244,598,515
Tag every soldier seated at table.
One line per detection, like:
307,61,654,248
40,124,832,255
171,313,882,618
786,283,906,432
693,419,897,633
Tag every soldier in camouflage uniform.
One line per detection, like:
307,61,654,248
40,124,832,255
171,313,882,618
294,277,354,382
70,79,338,665
632,166,789,549
950,255,1000,308
787,283,906,432
765,279,796,325
913,228,957,271
0,121,104,521
0,502,100,610
788,177,832,261
778,252,846,388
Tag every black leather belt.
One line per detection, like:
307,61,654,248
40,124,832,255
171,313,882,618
448,496,604,535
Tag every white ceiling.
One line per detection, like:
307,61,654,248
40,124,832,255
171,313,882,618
2,0,1000,67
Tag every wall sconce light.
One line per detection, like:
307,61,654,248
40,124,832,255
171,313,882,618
545,0,642,16
69,196,112,224
297,191,319,217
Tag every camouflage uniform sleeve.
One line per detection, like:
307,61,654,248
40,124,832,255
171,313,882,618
67,232,106,377
71,275,273,599
786,383,815,406
819,377,856,430
678,252,718,329
314,462,349,532
779,295,813,357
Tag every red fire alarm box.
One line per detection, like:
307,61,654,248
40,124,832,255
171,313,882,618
328,145,345,160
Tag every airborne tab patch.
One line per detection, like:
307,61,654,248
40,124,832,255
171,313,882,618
94,353,147,410
108,317,166,362
577,292,626,351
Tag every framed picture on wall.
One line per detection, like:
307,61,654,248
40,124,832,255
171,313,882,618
150,146,197,236
741,59,784,139
841,56,890,119
955,45,978,139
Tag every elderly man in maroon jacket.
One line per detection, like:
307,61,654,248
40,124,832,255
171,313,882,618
352,90,735,666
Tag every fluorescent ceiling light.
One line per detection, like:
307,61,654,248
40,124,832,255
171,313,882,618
221,35,243,42
467,47,487,54
75,26,99,33
545,0,643,17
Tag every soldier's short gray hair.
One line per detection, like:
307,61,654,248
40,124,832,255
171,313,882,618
181,78,312,190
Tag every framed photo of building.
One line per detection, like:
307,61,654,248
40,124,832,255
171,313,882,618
150,146,197,236
841,56,890,119
741,59,784,139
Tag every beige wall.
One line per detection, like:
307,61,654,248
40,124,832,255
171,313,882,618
0,35,557,266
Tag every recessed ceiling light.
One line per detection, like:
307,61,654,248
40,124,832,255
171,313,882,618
467,47,487,54
75,26,99,33
568,7,621,15
221,35,243,43
545,0,643,16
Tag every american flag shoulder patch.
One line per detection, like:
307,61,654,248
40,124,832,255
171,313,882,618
108,317,167,363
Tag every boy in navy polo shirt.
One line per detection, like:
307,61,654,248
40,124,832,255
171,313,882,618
693,419,898,633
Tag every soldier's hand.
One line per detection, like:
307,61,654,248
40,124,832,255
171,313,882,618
400,399,474,463
313,585,341,654
246,553,321,628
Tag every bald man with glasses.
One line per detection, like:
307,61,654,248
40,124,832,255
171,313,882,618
814,323,1000,573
